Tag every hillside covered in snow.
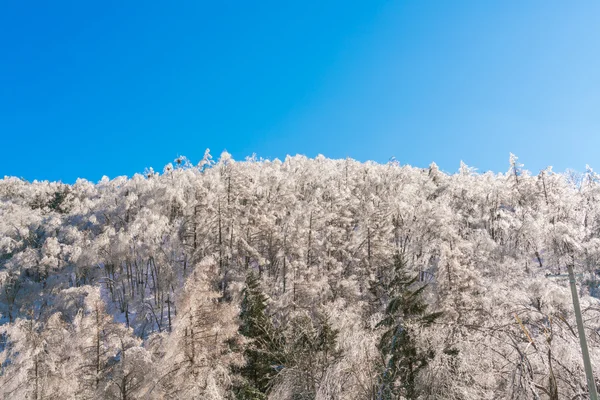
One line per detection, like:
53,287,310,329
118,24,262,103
1,151,600,399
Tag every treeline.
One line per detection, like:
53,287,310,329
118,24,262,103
1,152,600,399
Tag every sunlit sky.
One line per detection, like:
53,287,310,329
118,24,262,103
1,1,599,183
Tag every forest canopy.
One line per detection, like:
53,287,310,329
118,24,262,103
1,151,600,399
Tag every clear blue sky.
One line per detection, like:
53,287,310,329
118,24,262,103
1,1,599,183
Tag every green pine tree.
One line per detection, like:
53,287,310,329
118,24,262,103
376,253,443,400
236,272,283,399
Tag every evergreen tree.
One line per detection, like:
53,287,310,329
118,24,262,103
236,272,283,399
376,253,442,400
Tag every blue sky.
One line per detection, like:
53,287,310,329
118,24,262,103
1,1,599,183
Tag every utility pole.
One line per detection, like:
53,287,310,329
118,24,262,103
567,261,598,400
